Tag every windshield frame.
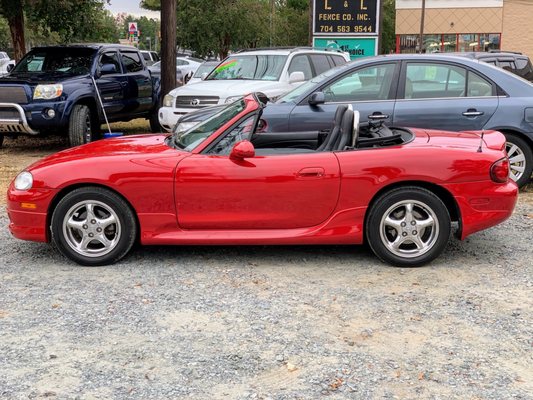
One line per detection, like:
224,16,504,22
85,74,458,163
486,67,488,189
171,94,261,153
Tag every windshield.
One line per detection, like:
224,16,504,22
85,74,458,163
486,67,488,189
276,64,347,103
193,62,217,78
207,55,287,81
174,99,246,151
13,48,95,75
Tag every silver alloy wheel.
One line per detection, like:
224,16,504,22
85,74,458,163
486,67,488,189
506,142,526,182
379,200,439,259
62,200,121,258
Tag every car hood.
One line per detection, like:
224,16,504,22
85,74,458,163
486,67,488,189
25,134,189,190
169,80,285,97
0,72,90,85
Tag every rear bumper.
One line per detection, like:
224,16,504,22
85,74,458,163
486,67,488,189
444,180,518,240
6,186,57,243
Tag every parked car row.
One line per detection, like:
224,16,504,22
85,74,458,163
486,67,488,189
173,53,533,188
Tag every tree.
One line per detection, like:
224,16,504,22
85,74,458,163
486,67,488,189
119,15,160,51
380,0,396,54
0,0,113,61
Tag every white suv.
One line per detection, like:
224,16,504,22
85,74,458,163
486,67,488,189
158,48,350,131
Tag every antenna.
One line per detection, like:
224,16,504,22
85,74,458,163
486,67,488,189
477,130,485,153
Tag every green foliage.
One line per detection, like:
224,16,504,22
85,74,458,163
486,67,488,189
0,17,10,50
381,0,396,54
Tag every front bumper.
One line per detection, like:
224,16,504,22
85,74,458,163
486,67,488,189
445,180,518,240
0,101,67,135
7,186,57,243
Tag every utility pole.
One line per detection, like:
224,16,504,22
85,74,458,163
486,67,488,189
161,0,177,99
419,0,426,53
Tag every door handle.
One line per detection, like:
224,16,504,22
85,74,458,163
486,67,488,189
297,167,325,179
368,113,390,121
462,109,484,117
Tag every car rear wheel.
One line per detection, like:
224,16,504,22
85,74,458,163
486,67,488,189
69,104,99,147
0,134,4,148
504,134,532,188
51,187,137,266
366,187,451,267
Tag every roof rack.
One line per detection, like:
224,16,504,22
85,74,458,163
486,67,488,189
234,46,346,54
488,50,522,55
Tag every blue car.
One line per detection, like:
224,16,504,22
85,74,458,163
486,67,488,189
176,54,533,187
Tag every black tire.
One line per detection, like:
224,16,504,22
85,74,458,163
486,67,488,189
366,187,451,268
68,104,98,147
504,133,533,188
149,109,162,133
51,187,137,266
0,134,4,148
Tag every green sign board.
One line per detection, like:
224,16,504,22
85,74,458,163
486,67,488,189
313,37,377,60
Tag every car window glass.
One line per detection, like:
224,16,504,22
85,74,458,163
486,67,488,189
288,55,313,80
208,55,287,81
322,63,395,102
310,54,332,76
405,63,466,99
121,51,143,73
515,58,528,70
207,115,256,155
467,71,493,97
13,48,95,75
331,55,347,66
141,52,150,61
100,52,121,73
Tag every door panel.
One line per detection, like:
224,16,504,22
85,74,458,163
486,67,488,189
176,152,341,229
289,63,398,132
393,61,499,131
96,51,127,118
120,51,153,115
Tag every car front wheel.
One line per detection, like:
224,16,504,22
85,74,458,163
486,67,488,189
504,134,532,188
51,187,137,266
366,187,451,267
69,104,99,147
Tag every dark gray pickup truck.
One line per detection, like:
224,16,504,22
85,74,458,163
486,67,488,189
0,44,160,147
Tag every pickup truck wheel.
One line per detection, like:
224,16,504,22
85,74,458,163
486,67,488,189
69,104,96,147
149,110,162,133
0,135,4,148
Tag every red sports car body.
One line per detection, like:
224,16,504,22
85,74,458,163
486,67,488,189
7,94,518,267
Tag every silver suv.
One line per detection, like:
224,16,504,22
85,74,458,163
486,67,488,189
158,47,350,131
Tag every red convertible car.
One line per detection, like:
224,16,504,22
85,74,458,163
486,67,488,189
7,93,517,267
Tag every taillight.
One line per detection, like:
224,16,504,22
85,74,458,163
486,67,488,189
490,158,509,183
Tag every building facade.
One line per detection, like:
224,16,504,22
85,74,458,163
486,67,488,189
395,0,533,59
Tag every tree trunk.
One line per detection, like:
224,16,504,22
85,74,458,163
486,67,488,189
160,0,177,99
6,0,26,61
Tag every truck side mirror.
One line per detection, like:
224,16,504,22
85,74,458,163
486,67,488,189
100,63,117,75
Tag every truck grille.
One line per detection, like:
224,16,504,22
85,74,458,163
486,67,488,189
175,95,219,108
0,86,28,104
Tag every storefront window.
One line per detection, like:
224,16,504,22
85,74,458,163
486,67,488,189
442,35,457,52
399,34,418,53
423,35,441,53
480,34,500,51
458,34,480,52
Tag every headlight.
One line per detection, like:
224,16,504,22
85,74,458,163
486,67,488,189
14,171,33,191
33,84,63,100
225,95,242,104
174,121,200,134
163,94,175,107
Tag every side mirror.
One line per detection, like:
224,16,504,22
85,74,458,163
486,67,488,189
201,72,208,80
289,71,305,84
230,140,255,160
6,64,13,73
100,63,117,75
308,92,325,106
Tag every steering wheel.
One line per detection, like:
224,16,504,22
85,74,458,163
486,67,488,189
351,110,360,148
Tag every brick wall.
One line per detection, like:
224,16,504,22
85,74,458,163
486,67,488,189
502,0,533,59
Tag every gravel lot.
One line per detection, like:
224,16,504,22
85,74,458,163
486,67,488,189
1,131,532,399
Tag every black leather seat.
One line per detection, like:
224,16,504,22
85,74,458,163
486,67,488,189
333,109,354,151
316,105,348,152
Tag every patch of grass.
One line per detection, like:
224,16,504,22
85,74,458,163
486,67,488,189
106,118,151,136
